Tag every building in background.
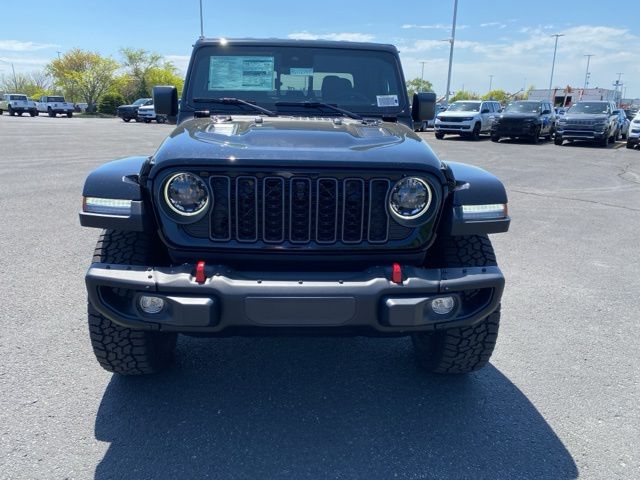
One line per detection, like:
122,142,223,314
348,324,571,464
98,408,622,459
528,87,620,108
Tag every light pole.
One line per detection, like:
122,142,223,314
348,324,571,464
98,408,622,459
583,54,594,90
0,58,18,91
613,73,623,106
488,75,494,93
444,0,458,105
420,61,427,88
548,33,564,101
199,0,204,38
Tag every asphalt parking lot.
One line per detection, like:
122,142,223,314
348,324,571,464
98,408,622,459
0,114,638,480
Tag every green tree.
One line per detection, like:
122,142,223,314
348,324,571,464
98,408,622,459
449,90,480,102
47,49,119,112
0,70,52,98
98,92,125,115
481,89,509,103
145,62,185,97
406,77,434,100
119,47,163,100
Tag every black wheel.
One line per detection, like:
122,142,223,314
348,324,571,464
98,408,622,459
471,123,481,140
600,131,609,148
554,136,563,146
144,119,151,123
412,235,501,374
88,230,177,375
627,141,634,149
29,110,36,117
435,132,445,140
17,112,23,116
0,109,3,115
546,125,554,141
123,117,131,122
531,126,541,144
8,107,14,116
48,107,55,117
66,111,73,118
491,135,500,143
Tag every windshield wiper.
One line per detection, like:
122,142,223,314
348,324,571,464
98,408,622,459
192,97,277,117
275,101,363,120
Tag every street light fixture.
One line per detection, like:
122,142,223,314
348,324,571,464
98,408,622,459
444,0,458,105
548,34,564,101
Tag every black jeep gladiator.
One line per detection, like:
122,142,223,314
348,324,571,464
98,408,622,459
80,38,510,375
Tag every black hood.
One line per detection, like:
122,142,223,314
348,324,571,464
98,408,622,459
148,116,444,178
562,113,608,121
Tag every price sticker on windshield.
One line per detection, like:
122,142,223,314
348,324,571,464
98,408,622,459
377,95,399,107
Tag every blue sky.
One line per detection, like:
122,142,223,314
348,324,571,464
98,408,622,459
2,0,639,98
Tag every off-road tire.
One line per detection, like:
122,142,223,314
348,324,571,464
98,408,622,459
531,126,541,144
435,132,445,140
123,117,131,122
491,135,500,142
0,109,3,115
88,230,177,375
67,111,73,118
413,235,501,374
627,141,634,149
8,106,14,116
554,136,563,146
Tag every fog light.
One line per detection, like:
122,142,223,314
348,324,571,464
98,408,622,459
431,296,455,315
139,296,165,314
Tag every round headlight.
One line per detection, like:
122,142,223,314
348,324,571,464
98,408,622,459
389,177,432,219
164,172,210,216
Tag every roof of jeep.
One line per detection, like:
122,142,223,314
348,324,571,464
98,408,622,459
194,37,399,53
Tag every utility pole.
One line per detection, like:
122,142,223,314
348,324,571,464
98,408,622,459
548,34,564,101
613,73,623,106
0,58,18,91
420,61,427,89
583,54,594,90
444,0,458,105
56,51,61,60
199,0,204,38
488,75,494,93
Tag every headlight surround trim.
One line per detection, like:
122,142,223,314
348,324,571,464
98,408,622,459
163,172,211,218
388,177,434,226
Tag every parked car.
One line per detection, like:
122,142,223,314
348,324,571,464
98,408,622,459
116,98,152,122
79,37,510,376
0,94,38,116
623,108,638,121
434,100,501,140
36,95,74,117
491,100,556,144
626,111,640,149
554,101,618,147
415,103,446,132
613,109,629,139
137,103,167,123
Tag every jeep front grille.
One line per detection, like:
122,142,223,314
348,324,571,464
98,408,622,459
202,174,397,245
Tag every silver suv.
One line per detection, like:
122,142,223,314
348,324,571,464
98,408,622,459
435,100,501,140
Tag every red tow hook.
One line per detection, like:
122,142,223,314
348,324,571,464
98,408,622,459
391,262,403,285
195,260,206,284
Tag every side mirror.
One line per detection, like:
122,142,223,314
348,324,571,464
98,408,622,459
481,108,490,113
542,109,551,115
412,92,436,122
153,86,178,116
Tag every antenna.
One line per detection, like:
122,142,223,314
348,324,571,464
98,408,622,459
199,0,204,38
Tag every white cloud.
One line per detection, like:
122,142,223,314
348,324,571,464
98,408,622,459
165,54,190,73
480,22,506,29
0,40,59,52
287,32,374,42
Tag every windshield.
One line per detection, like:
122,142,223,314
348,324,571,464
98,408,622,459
447,102,480,112
133,98,151,106
568,102,609,114
48,96,64,102
505,101,540,113
187,45,405,115
9,95,27,101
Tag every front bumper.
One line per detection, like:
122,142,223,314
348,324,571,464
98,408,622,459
435,120,474,133
556,127,607,140
86,263,504,335
492,122,537,137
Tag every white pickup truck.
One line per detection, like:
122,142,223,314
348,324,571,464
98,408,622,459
36,95,74,117
0,94,38,116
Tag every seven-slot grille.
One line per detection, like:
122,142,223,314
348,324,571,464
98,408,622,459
205,174,395,245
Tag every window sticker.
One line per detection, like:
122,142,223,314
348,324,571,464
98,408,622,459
377,95,399,107
290,67,314,76
208,56,274,91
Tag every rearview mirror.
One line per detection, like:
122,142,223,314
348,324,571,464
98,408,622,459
153,85,178,116
412,92,436,122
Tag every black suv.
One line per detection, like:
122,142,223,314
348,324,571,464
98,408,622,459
555,101,618,147
491,100,555,144
116,98,152,122
80,38,510,376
